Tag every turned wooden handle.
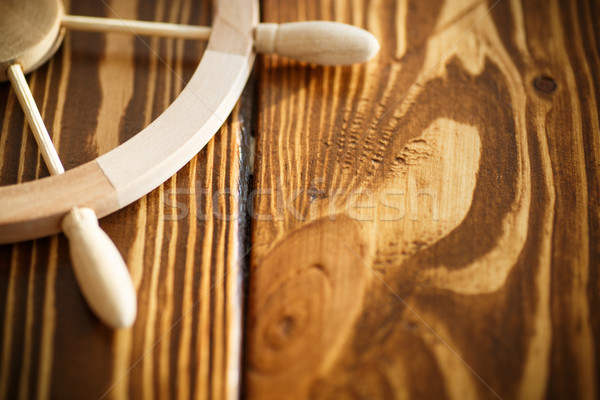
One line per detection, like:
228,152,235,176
62,207,137,329
60,17,379,65
254,21,380,65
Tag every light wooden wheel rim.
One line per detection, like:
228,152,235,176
0,0,258,243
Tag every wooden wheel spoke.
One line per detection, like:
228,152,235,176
61,15,212,40
6,63,136,329
61,15,380,65
6,64,64,175
0,0,258,244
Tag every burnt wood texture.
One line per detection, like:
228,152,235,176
0,0,599,399
245,0,599,399
0,0,246,399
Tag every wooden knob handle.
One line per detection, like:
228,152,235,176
255,21,380,65
62,207,137,329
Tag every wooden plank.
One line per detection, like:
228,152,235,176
0,0,247,398
246,0,600,399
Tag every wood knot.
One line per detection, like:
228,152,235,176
248,266,329,372
264,305,308,349
533,76,557,93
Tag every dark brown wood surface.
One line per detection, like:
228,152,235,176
0,0,599,399
245,0,599,399
0,0,248,399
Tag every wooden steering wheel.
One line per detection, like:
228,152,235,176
0,0,379,328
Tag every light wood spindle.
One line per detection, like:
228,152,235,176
62,16,380,65
6,63,136,329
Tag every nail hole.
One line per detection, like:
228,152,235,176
533,76,557,93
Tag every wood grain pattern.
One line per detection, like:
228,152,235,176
1,0,599,399
246,0,600,399
0,0,249,398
